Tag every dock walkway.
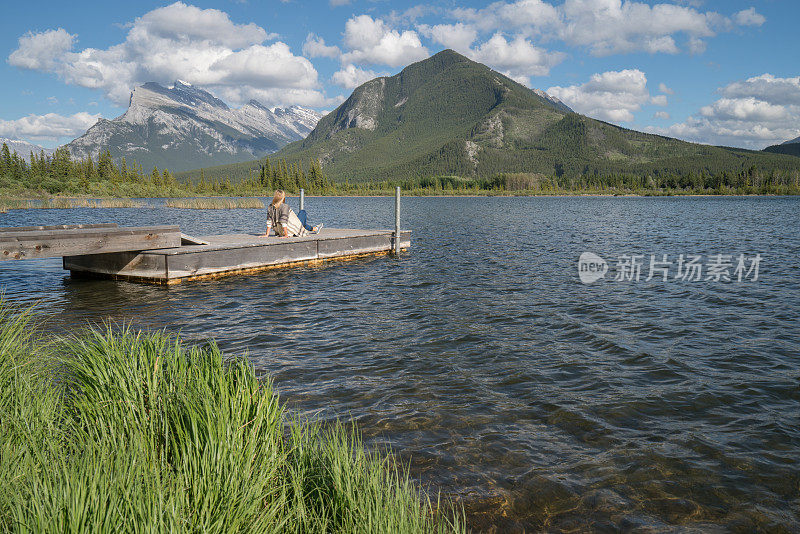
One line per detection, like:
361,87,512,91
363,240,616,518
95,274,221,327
64,228,411,284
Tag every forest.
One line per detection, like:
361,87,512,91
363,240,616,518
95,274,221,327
1,142,799,199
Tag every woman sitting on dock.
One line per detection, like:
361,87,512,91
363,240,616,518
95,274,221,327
264,190,322,238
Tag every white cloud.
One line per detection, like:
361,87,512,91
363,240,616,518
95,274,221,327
721,73,800,106
386,5,437,26
647,74,800,149
133,2,273,47
8,2,328,108
8,28,75,70
0,112,101,142
341,15,429,67
650,94,668,106
547,69,655,123
734,7,765,27
332,64,383,89
654,111,670,119
558,0,713,55
213,86,341,109
417,23,478,52
687,36,707,54
658,82,674,95
303,34,340,59
470,33,565,82
448,0,756,56
700,97,785,122
452,0,560,33
210,43,317,87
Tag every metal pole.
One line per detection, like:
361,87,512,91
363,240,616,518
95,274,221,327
394,186,401,255
299,189,305,211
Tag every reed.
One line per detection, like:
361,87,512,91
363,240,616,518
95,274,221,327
0,198,35,210
0,198,143,210
166,197,265,209
91,198,144,208
38,197,83,208
0,302,462,533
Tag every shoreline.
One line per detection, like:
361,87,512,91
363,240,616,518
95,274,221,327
2,192,798,203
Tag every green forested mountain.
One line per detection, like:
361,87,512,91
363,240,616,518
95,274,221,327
180,49,800,185
763,138,800,158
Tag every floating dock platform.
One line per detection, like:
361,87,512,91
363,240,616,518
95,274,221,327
63,229,411,285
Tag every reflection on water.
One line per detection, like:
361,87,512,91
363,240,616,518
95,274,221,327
1,197,799,531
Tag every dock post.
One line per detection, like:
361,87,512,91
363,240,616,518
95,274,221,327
299,189,305,211
394,186,401,256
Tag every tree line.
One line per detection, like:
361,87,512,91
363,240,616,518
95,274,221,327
2,142,799,197
195,157,333,194
0,144,335,197
0,144,183,196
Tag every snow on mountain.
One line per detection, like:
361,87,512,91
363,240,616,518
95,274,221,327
66,81,323,172
0,137,56,160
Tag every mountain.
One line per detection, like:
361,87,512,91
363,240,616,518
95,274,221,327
763,136,800,157
66,81,322,172
0,138,55,160
181,50,800,183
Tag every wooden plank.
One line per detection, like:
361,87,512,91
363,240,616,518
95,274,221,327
0,225,181,260
0,225,180,242
317,234,391,258
166,240,318,279
0,223,118,233
317,231,410,258
180,233,210,246
65,251,168,280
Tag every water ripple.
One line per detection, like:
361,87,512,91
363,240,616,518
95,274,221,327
1,196,799,530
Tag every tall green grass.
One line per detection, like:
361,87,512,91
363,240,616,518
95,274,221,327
0,302,462,533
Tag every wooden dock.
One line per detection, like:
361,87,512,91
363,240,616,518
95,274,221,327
63,228,411,284
1,223,181,260
1,189,409,284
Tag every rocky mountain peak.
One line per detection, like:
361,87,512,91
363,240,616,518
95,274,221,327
67,81,322,172
127,82,229,117
246,99,270,111
0,137,56,160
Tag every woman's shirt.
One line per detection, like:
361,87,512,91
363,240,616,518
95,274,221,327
266,202,308,237
266,203,290,232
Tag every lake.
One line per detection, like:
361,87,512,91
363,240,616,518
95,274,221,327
1,196,798,531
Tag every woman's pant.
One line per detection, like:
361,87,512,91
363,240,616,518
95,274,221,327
297,210,314,231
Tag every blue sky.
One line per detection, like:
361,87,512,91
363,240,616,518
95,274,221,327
1,0,797,149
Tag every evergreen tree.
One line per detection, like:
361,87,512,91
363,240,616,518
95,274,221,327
119,157,129,182
98,149,114,180
1,143,11,176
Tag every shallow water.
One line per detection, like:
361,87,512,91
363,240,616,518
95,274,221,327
1,197,798,531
